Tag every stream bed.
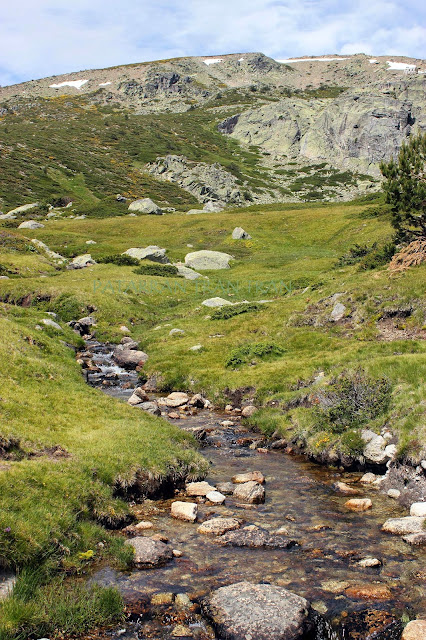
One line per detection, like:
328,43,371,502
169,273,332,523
84,341,426,640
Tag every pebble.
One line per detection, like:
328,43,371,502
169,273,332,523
387,489,401,499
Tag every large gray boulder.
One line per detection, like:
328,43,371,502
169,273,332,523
202,297,233,308
125,536,173,569
184,250,233,270
174,263,205,280
202,582,316,640
123,246,170,264
18,220,44,229
112,347,148,369
128,198,163,215
232,227,251,240
70,254,96,268
233,481,265,504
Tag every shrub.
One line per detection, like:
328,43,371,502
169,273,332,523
211,302,261,320
225,342,285,368
340,429,365,455
336,242,396,269
133,263,179,277
98,254,140,266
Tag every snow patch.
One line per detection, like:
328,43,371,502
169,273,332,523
238,57,245,62
277,57,349,63
49,79,88,90
369,59,378,64
203,58,223,65
386,61,416,71
99,82,112,86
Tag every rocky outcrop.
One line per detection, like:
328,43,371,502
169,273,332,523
147,155,252,205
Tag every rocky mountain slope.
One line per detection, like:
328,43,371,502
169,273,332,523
0,52,425,210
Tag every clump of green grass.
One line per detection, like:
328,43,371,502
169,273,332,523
211,302,261,320
243,407,287,436
226,342,285,368
133,263,180,277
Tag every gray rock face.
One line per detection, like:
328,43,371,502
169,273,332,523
125,536,173,569
147,155,251,205
123,246,170,263
112,347,148,369
185,250,233,270
18,220,44,229
217,525,297,549
232,227,252,240
202,582,315,640
128,198,163,215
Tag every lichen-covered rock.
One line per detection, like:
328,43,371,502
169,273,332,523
125,536,173,568
198,517,241,536
233,481,265,504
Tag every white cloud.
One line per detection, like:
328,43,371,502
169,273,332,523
0,0,425,87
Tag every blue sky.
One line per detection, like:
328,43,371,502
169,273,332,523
1,0,425,86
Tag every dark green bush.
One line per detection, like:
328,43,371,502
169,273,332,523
226,342,285,368
336,242,396,269
211,302,261,320
98,254,140,266
133,263,180,277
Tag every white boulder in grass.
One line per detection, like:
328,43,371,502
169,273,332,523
18,220,44,229
128,198,162,215
232,227,251,240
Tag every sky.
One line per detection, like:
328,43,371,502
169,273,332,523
1,0,425,87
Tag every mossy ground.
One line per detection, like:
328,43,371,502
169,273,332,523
0,198,425,637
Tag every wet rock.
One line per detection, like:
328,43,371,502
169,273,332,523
232,227,252,240
151,592,174,605
345,498,373,512
188,393,208,408
216,482,234,495
123,520,154,535
175,593,192,608
128,388,150,405
241,405,257,418
186,481,216,497
112,348,148,369
333,481,360,495
232,471,265,484
233,481,265,504
121,336,139,348
271,439,288,449
137,401,161,416
128,198,163,215
382,516,425,535
345,584,392,601
171,501,198,522
341,609,402,640
198,517,241,536
358,557,382,568
218,525,297,549
402,533,426,546
184,250,233,270
402,619,426,639
169,412,180,419
125,536,173,569
171,624,193,637
206,490,226,504
166,392,189,407
387,489,401,499
202,581,315,640
410,502,426,517
360,472,377,484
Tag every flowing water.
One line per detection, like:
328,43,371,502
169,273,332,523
85,341,426,639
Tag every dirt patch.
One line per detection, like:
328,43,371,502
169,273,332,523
389,239,426,272
377,318,426,341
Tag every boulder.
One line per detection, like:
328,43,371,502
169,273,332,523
128,388,150,405
330,302,346,322
112,348,148,369
402,620,426,640
171,501,198,522
204,201,224,212
233,481,265,504
241,405,257,418
402,533,426,546
18,220,44,229
232,471,265,484
128,198,163,215
232,227,252,240
198,517,241,536
206,490,226,504
123,246,170,263
217,525,297,549
70,254,96,268
184,250,233,270
363,434,389,464
41,318,62,331
169,328,185,336
188,394,207,408
202,297,234,308
387,489,401,499
345,498,373,512
186,481,216,497
202,582,315,640
410,502,426,517
137,401,161,416
120,336,139,349
125,536,173,569
166,392,189,407
175,263,205,280
382,516,425,535
360,473,376,484
31,239,67,264
216,482,235,495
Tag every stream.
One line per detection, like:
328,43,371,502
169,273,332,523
83,341,426,640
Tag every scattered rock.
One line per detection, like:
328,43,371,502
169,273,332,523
188,393,208,407
171,624,193,637
70,254,96,269
345,584,392,601
198,517,241,536
184,250,233,270
169,328,185,336
128,198,163,215
175,593,192,608
410,502,426,517
151,592,174,605
216,482,234,495
206,490,226,504
217,525,297,549
128,388,150,405
31,239,67,264
360,473,376,484
123,521,154,535
125,537,173,569
402,620,426,640
6,203,39,216
382,516,425,535
204,201,224,212
189,344,203,352
232,227,252,240
358,557,382,568
233,481,265,504
175,263,205,279
330,302,346,322
232,471,265,484
333,482,360,495
202,297,234,307
362,433,390,465
123,245,169,263
171,501,198,522
166,392,189,407
137,401,161,416
345,498,373,512
202,582,315,640
41,318,62,331
387,489,401,499
186,481,216,497
18,220,44,229
241,405,257,418
112,348,148,369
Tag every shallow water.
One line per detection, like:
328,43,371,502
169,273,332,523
86,341,426,638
